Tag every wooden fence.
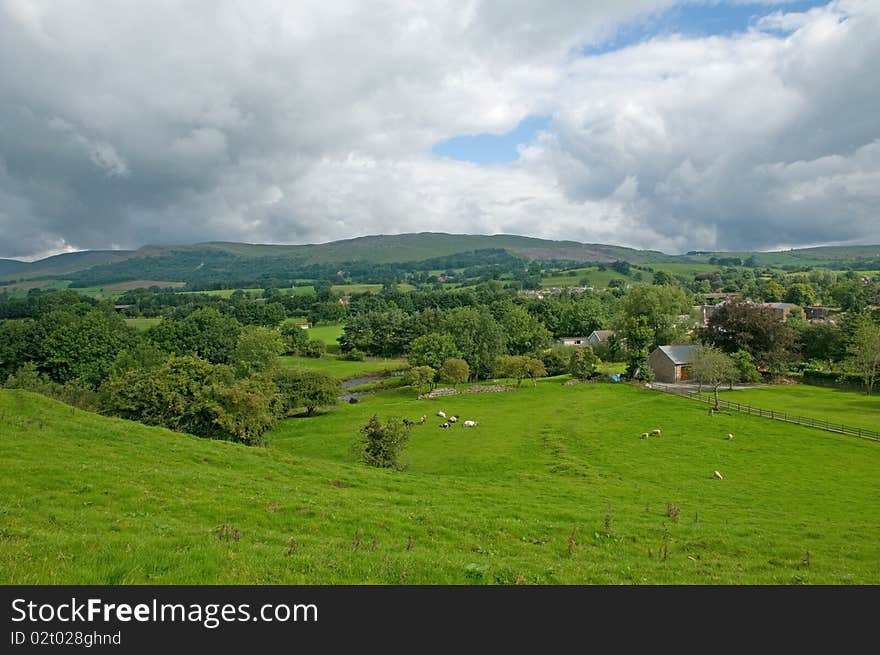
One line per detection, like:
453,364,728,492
650,384,880,443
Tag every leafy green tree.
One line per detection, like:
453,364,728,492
301,339,326,358
541,346,572,376
568,347,599,381
406,365,437,395
148,307,241,364
280,322,310,354
763,280,786,302
273,368,341,415
408,333,460,370
39,309,134,386
785,283,817,307
621,315,653,380
358,414,411,470
846,314,880,395
99,355,235,439
440,306,506,380
438,358,469,387
0,318,38,380
691,346,738,408
619,284,692,348
232,326,285,377
492,301,551,356
494,355,547,386
110,340,167,376
211,374,283,445
731,349,761,384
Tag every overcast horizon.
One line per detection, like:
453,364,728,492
1,0,878,260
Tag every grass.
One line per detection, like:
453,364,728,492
707,384,880,432
1,381,877,584
124,317,162,331
305,323,344,347
278,355,408,380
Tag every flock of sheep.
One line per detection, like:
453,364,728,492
639,426,734,480
436,410,478,429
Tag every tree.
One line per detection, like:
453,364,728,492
301,339,326,358
731,349,761,384
691,346,738,409
619,284,692,348
358,414,411,470
701,300,800,376
407,332,460,370
439,306,506,380
273,369,341,415
846,314,880,395
494,355,547,386
568,347,599,381
763,280,785,302
438,358,469,387
492,301,551,356
621,315,653,380
211,374,283,445
232,326,285,377
147,307,241,364
785,283,816,307
280,322,310,354
541,346,571,376
406,365,436,396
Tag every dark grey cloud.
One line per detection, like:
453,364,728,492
0,0,877,259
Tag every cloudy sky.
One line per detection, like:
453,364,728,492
1,0,878,260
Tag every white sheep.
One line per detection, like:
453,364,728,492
713,470,724,480
463,420,478,427
650,428,662,436
640,432,649,439
437,410,446,418
449,415,458,423
726,433,734,440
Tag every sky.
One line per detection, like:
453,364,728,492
0,0,878,260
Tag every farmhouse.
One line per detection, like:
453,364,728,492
647,344,703,383
557,336,591,346
587,330,617,347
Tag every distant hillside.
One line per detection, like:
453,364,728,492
0,250,135,282
3,233,879,289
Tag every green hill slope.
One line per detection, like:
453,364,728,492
2,384,878,584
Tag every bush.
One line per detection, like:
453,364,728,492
273,368,341,416
4,362,99,411
339,348,365,361
541,347,572,376
405,365,436,396
301,339,326,358
357,414,411,470
438,358,469,387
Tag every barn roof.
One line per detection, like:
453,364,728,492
656,344,702,365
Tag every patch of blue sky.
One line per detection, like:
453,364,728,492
581,0,832,55
431,114,551,165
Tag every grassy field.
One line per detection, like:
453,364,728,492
708,384,880,432
1,381,877,584
278,355,408,380
305,323,344,347
124,317,162,331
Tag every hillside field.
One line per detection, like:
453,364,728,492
1,380,878,584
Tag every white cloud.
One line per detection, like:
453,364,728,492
0,0,877,258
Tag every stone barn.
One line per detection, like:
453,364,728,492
647,345,703,383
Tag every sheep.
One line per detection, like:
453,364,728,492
437,410,446,418
403,418,413,426
448,416,458,423
463,420,478,427
650,429,662,436
439,422,450,429
713,470,724,480
420,415,427,425
640,432,649,439
726,433,734,440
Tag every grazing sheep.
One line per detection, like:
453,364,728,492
449,416,458,423
439,422,450,429
726,433,734,440
420,415,426,424
463,420,478,427
437,410,446,418
650,429,662,436
713,470,724,480
403,418,413,426
640,432,649,439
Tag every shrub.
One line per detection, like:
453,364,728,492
273,368,341,416
541,347,571,376
358,414,411,470
301,339,326,358
406,365,436,396
438,358,469,387
339,348,365,361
